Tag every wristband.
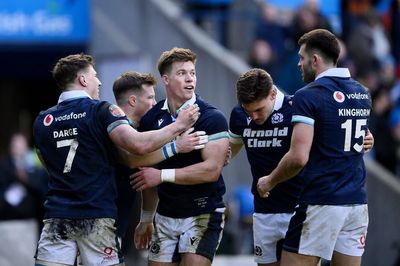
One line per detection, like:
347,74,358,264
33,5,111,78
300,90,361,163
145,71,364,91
140,210,155,223
161,169,176,183
162,141,177,159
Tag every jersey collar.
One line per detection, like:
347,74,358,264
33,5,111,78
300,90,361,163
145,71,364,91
273,86,284,111
315,68,351,80
58,90,92,104
161,93,197,115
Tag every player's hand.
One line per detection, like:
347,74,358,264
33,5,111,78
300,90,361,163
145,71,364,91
364,130,374,153
257,175,274,198
134,222,154,250
175,127,208,153
130,167,161,191
175,104,200,131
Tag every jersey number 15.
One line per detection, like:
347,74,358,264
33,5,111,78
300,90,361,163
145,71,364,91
341,119,367,153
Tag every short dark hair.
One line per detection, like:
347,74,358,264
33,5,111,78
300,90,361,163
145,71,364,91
298,29,340,65
113,71,157,105
52,53,94,90
236,68,274,104
157,47,197,76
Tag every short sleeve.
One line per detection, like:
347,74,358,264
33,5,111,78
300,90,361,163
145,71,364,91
97,102,130,133
291,87,320,126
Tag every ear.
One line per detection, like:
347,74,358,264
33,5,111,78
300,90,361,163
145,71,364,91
312,54,319,65
79,75,86,87
270,88,277,100
161,74,169,85
128,94,137,107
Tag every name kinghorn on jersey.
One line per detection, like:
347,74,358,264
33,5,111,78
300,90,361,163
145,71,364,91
338,109,370,116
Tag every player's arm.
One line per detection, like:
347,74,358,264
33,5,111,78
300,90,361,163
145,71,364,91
134,187,158,249
226,129,244,164
130,133,229,189
110,105,200,155
230,141,244,159
257,122,313,197
119,128,208,167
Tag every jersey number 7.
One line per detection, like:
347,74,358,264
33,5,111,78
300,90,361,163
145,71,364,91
57,138,79,173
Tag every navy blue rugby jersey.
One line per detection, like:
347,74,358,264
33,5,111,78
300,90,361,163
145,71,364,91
115,163,137,237
139,94,227,218
291,68,371,205
33,91,129,219
229,89,302,214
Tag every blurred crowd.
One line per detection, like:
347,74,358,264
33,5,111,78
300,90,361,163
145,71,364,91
184,0,400,177
0,133,48,265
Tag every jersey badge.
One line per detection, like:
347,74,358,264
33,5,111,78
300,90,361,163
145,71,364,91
333,91,345,103
271,113,283,124
109,104,125,117
43,114,54,126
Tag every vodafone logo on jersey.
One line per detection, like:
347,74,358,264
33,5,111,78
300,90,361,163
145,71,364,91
333,91,345,103
43,114,54,126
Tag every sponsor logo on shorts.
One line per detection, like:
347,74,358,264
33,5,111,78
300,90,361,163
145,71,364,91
150,242,160,254
358,235,366,249
254,245,262,256
44,114,54,126
109,104,125,117
190,236,198,246
101,247,117,264
158,118,164,127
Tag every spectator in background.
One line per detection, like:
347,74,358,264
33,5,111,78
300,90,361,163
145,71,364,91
388,0,400,77
340,0,377,42
251,3,290,78
370,88,398,174
185,0,234,47
347,8,391,79
248,39,279,77
0,133,47,266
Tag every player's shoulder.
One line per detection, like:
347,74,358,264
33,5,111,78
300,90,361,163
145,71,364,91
196,97,225,118
230,104,246,119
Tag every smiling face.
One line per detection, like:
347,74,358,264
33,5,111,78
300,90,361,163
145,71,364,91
80,65,102,99
163,60,196,110
133,84,156,122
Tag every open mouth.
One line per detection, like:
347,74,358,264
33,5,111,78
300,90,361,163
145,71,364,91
184,86,194,90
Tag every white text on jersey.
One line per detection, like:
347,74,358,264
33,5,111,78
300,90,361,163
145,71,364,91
53,128,78,138
338,109,370,117
54,112,86,122
243,127,288,137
